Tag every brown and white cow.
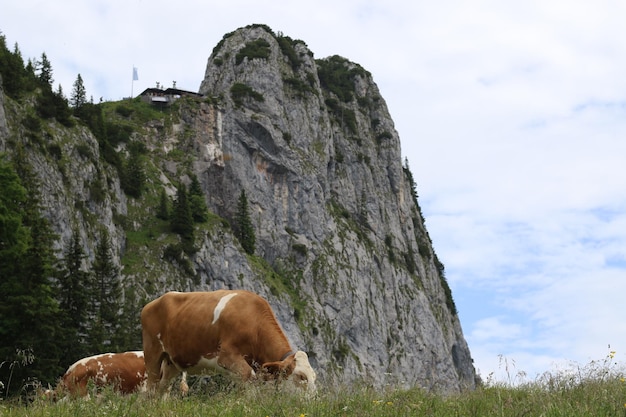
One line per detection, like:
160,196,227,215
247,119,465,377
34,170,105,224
61,351,147,397
141,290,316,394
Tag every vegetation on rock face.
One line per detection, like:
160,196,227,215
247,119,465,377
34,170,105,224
316,55,369,103
90,228,123,352
0,154,64,394
276,33,310,71
171,182,195,248
230,82,264,107
121,142,146,198
403,158,457,316
234,189,256,255
57,228,91,364
188,174,208,223
235,38,271,65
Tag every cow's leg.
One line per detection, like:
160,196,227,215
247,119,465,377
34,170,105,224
158,357,181,394
180,371,189,396
142,330,160,392
143,350,164,393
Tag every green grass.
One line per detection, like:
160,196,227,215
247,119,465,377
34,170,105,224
3,353,626,417
2,375,626,417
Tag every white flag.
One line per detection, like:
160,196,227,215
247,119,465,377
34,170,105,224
133,67,138,81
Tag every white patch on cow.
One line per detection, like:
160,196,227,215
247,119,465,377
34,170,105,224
157,333,167,351
185,356,221,374
211,293,238,324
130,351,144,358
66,353,111,373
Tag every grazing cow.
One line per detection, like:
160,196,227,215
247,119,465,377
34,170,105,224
61,351,147,397
141,290,316,394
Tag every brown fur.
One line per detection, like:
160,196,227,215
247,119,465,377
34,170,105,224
61,351,146,397
141,290,310,392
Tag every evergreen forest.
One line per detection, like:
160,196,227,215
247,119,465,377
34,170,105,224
0,31,232,397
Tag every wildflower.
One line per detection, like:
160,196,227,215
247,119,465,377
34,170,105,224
621,377,625,383
609,351,616,359
373,400,383,405
386,401,393,406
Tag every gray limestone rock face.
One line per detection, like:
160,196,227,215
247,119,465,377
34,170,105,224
0,24,476,392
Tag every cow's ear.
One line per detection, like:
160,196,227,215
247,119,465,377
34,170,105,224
260,361,283,377
260,359,294,380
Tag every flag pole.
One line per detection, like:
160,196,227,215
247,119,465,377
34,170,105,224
131,66,138,100
131,66,134,100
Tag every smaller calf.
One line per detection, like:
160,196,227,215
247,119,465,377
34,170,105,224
61,351,147,397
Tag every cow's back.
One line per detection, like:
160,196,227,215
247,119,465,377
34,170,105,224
62,351,146,396
142,290,289,368
142,290,272,363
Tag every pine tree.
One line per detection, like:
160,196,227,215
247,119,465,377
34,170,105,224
171,183,194,240
121,147,145,198
189,174,208,223
0,152,63,392
0,37,27,98
358,187,369,228
0,156,28,268
36,52,53,88
54,85,74,128
188,174,201,196
170,183,196,254
156,188,170,220
70,73,87,108
235,189,255,255
115,288,143,351
57,228,91,365
90,228,122,352
75,102,105,140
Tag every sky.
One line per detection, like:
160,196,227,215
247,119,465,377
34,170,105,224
2,0,626,384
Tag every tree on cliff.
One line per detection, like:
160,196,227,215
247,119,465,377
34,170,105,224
0,35,32,98
189,174,208,223
57,228,91,365
89,228,122,352
0,156,28,279
0,153,63,392
171,182,194,247
235,189,255,255
70,73,87,109
156,188,170,220
121,144,145,198
36,52,53,87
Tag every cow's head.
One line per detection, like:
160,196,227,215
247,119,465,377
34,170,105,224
261,351,316,393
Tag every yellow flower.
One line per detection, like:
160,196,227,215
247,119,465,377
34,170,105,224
386,401,393,406
610,351,616,358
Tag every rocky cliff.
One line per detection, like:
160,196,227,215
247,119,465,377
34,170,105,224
0,24,475,391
